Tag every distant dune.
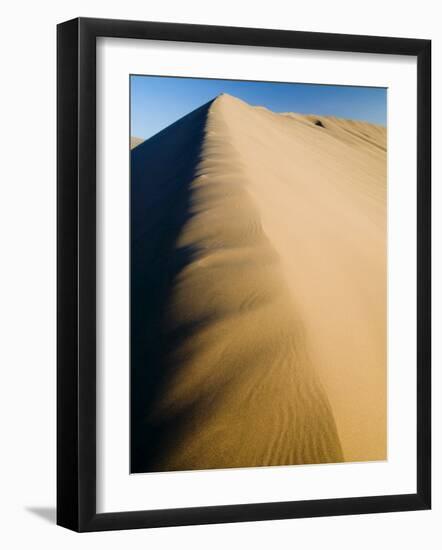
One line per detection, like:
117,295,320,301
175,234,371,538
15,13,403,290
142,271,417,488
131,93,386,472
130,136,144,149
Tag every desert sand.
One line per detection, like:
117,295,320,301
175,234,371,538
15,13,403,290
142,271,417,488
130,136,144,149
131,93,386,472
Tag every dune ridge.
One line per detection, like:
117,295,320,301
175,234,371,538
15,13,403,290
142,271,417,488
131,93,386,472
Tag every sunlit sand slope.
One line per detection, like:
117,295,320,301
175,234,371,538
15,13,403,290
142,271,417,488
131,93,386,472
130,136,144,149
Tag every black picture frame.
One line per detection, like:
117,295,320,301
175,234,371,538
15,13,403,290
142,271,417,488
57,17,431,532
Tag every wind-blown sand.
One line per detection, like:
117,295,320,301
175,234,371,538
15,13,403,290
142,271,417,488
131,93,386,472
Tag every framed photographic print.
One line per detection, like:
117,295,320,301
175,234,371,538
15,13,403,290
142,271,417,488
57,17,431,531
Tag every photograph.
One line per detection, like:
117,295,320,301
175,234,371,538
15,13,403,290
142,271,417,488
130,75,388,474
0,0,434,542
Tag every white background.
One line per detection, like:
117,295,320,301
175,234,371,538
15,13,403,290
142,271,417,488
97,39,417,512
0,0,439,548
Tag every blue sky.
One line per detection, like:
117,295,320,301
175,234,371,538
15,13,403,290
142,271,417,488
131,75,387,140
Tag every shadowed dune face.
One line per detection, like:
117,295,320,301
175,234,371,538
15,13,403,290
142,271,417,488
131,93,386,473
131,100,215,472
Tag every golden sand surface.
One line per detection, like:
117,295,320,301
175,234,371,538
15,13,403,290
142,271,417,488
130,136,144,149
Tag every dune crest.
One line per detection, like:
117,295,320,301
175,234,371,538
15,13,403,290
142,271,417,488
131,93,386,472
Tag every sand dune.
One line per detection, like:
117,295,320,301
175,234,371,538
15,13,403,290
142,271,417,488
131,93,386,472
130,136,144,149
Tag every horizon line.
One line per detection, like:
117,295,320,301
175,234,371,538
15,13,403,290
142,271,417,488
131,91,387,144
